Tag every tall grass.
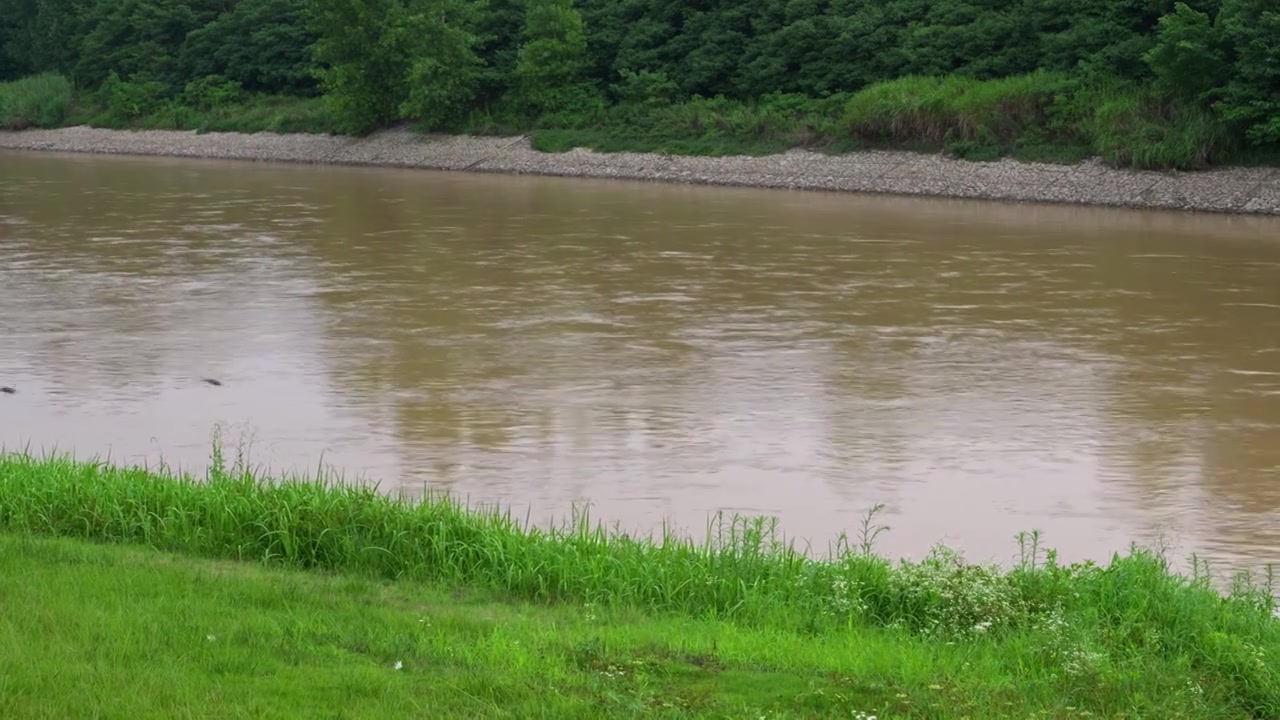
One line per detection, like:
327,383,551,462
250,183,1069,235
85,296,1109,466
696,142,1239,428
0,72,74,130
1085,87,1233,169
525,93,849,157
1,447,1279,713
841,72,1076,150
73,93,345,135
523,73,1240,170
0,69,1253,170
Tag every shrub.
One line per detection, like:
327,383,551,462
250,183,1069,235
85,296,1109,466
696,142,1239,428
1087,88,1233,169
610,69,681,108
0,73,73,129
1143,2,1230,104
842,72,1077,149
102,72,171,120
181,75,244,112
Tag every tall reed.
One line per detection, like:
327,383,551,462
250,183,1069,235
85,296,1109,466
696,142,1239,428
0,73,73,130
0,449,1271,619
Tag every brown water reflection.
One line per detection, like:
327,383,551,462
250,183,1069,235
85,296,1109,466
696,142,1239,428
2,150,1279,568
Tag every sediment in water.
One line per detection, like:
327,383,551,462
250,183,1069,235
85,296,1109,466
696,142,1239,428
2,126,1279,215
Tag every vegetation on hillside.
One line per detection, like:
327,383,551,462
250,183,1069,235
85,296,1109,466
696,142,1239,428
1,0,1278,167
0,450,1278,717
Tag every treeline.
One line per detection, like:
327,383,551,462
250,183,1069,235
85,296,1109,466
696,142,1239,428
1,0,1277,167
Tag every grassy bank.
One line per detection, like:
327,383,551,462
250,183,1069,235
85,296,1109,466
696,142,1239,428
527,72,1236,170
1,450,1279,717
2,71,1270,171
0,73,342,136
529,72,1269,170
0,533,1176,719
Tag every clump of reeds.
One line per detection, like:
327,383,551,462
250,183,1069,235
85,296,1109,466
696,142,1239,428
0,73,74,130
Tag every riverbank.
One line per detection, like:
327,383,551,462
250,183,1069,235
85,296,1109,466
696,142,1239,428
1,451,1278,717
3,125,1279,216
0,534,1168,720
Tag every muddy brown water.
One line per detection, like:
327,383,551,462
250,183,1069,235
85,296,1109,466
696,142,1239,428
2,150,1279,570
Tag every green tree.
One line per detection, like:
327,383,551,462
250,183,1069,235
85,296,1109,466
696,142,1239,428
182,0,321,96
665,3,751,97
75,0,222,89
2,0,84,81
597,0,682,95
309,0,415,133
473,0,525,108
1143,2,1229,103
399,0,485,129
514,0,592,115
1216,0,1280,146
0,0,27,80
1036,0,1179,81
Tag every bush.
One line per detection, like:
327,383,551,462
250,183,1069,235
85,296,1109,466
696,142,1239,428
1087,88,1234,169
610,69,681,108
1143,2,1230,104
0,73,73,130
102,72,171,121
191,95,345,135
842,72,1078,150
1215,0,1280,148
181,75,244,112
514,0,593,116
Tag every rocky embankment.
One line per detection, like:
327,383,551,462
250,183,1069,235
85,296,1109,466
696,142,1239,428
3,125,1279,215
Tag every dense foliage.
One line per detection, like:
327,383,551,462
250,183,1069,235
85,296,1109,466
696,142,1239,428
1,0,1277,166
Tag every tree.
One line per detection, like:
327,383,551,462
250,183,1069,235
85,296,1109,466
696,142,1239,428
399,0,485,129
75,0,221,89
514,0,592,115
0,0,29,80
309,0,415,133
473,0,525,107
182,0,321,96
2,0,84,82
1143,2,1229,103
1216,0,1280,146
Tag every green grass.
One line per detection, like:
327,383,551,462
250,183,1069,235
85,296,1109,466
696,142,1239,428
0,533,1158,719
3,71,1271,169
0,71,345,135
1,448,1279,717
69,93,344,135
512,74,1247,170
0,72,74,130
1084,87,1233,169
521,93,849,158
841,72,1068,148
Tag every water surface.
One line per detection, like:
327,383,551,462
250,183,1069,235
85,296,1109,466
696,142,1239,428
2,150,1279,569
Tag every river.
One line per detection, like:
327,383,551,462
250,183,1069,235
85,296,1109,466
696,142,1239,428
2,150,1279,570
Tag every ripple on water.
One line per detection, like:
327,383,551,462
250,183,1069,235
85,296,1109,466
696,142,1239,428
3,152,1280,573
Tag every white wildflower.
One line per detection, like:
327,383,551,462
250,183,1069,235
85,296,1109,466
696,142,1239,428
393,661,403,670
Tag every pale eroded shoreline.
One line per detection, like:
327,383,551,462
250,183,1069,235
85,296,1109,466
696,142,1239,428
2,125,1279,215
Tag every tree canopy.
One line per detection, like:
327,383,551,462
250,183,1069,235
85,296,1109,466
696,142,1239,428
1,0,1275,155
